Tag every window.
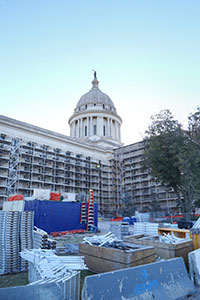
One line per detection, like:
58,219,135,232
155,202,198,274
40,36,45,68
85,104,87,109
94,103,96,106
85,126,87,136
103,104,105,109
93,125,97,135
103,125,106,136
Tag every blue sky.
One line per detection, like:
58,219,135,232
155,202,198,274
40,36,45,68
0,0,199,145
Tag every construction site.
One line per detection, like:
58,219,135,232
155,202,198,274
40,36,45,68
0,73,200,299
0,187,200,299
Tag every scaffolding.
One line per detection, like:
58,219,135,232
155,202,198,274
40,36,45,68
7,138,22,196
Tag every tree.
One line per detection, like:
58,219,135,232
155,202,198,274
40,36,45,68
143,109,200,217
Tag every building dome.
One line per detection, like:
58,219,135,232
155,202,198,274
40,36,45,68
74,77,116,114
69,72,122,147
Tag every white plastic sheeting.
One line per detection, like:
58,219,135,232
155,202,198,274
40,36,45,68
33,189,50,200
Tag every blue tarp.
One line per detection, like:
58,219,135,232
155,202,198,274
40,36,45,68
24,200,98,233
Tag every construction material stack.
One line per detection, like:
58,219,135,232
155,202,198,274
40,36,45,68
20,211,34,271
0,211,20,274
33,228,56,250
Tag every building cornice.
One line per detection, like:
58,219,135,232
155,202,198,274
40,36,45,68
68,109,122,124
0,115,114,155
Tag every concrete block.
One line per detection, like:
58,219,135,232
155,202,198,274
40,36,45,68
0,283,62,300
189,248,200,286
82,257,195,300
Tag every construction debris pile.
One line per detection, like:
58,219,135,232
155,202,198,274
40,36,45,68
83,232,118,246
20,249,88,300
159,233,189,244
83,232,139,251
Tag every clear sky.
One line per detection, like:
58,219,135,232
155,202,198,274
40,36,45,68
0,0,199,145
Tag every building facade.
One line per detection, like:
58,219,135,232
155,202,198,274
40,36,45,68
0,74,177,215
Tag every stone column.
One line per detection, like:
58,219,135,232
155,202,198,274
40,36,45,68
110,119,113,139
86,117,89,136
76,121,79,138
90,117,93,136
72,122,75,137
115,120,118,140
107,118,109,137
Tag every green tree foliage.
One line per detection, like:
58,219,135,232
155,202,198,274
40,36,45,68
143,109,200,215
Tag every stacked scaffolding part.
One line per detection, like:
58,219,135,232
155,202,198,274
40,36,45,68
0,211,34,274
20,248,87,300
33,227,56,250
133,222,159,236
0,211,20,274
20,211,34,271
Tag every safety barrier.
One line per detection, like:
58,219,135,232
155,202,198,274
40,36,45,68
82,257,195,300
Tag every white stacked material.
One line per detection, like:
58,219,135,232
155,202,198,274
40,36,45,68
83,232,118,246
33,227,56,250
20,249,87,274
62,192,76,202
188,248,200,286
110,222,129,239
146,222,159,235
0,211,20,274
21,249,82,300
33,229,49,249
190,217,200,234
33,189,50,200
20,211,34,271
133,222,159,236
3,200,25,212
135,211,150,222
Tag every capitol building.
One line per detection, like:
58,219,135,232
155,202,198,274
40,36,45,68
0,74,177,216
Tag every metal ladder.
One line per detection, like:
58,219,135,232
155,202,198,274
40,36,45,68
86,189,95,230
80,202,87,223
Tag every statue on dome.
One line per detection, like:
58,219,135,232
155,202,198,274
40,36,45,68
93,70,97,79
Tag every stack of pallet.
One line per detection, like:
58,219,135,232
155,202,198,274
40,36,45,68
20,211,34,271
0,211,20,274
